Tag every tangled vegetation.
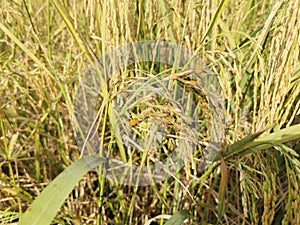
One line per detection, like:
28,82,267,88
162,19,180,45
0,0,299,224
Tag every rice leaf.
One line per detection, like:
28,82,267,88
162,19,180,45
224,124,300,159
224,126,272,158
217,155,228,222
199,0,230,45
164,210,189,225
18,156,107,225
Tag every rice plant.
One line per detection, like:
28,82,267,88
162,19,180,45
0,0,299,224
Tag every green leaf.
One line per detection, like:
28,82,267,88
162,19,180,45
224,126,272,158
19,156,107,225
164,210,189,225
222,124,300,159
199,0,230,45
236,124,300,157
157,0,175,43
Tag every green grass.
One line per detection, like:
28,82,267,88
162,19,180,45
1,0,300,224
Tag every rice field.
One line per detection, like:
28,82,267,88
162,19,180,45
0,0,300,224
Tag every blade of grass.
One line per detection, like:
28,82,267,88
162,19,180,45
217,154,228,223
222,124,300,160
164,210,189,225
199,0,230,45
51,0,95,62
157,0,175,42
236,124,300,157
224,126,273,158
243,0,284,71
18,156,107,225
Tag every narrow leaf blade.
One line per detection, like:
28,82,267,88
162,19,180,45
19,156,106,225
224,126,273,158
164,210,189,225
